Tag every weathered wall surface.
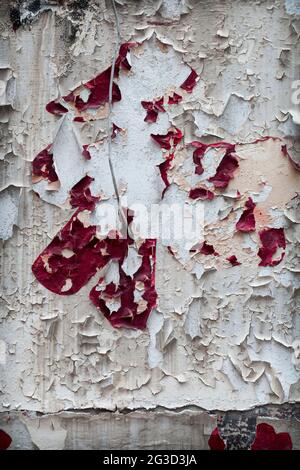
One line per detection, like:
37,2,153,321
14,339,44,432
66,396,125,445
0,0,299,449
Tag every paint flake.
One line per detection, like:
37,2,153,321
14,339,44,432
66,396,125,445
189,187,214,200
236,197,256,232
208,428,226,450
141,97,165,123
257,228,286,266
251,423,292,450
32,145,58,183
180,68,198,93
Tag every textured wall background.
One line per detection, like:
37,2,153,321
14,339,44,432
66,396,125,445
0,0,299,449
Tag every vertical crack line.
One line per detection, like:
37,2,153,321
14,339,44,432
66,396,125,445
107,0,130,237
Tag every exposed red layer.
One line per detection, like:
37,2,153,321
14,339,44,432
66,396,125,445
180,68,198,93
46,100,68,116
64,67,121,111
112,123,123,138
251,423,292,450
236,197,256,232
90,239,157,329
62,43,136,112
32,207,157,329
32,210,108,296
189,141,235,176
32,145,58,183
82,144,91,160
208,146,239,189
226,255,241,266
168,92,182,105
190,241,219,256
0,429,12,450
69,175,99,211
258,228,286,266
141,97,165,123
151,127,183,150
208,428,226,451
189,187,214,200
158,153,174,198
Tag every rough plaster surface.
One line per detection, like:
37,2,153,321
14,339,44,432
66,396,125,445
0,0,299,449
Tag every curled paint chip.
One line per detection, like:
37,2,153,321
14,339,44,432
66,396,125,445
141,97,165,123
32,210,108,295
251,423,292,450
90,239,157,329
227,255,241,266
46,100,68,116
64,67,121,112
151,127,183,150
82,144,91,160
180,68,198,93
115,42,138,72
258,228,286,266
158,153,174,197
281,144,300,172
112,123,123,139
32,145,58,183
208,428,226,451
189,187,214,200
32,207,157,329
189,141,236,176
168,92,182,105
190,241,219,256
62,43,137,113
236,197,256,232
208,145,239,189
69,175,99,211
0,429,12,450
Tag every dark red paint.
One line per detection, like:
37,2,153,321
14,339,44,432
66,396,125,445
189,187,214,200
158,153,174,197
180,68,198,93
62,43,137,113
0,429,12,450
190,241,219,256
46,100,68,116
236,197,256,232
226,255,241,266
82,144,91,160
112,123,122,139
168,92,182,105
69,175,99,211
251,423,292,450
208,146,239,189
90,239,157,329
208,428,226,451
258,228,286,266
141,97,165,123
151,127,183,150
32,145,58,183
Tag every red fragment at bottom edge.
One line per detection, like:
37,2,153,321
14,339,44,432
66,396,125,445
0,429,12,450
208,428,226,451
251,423,292,450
